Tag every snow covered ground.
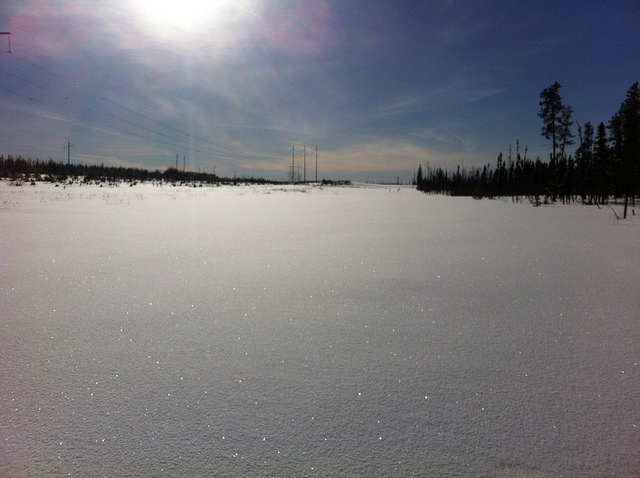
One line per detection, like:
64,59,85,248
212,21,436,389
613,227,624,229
1,181,639,477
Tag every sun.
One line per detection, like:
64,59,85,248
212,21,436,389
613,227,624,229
131,0,233,31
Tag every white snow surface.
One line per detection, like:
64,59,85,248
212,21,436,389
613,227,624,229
1,181,639,477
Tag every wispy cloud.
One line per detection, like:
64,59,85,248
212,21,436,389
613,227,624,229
376,95,430,117
1,1,636,180
462,88,503,103
244,139,487,181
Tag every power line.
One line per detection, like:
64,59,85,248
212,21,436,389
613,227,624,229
0,85,45,104
0,67,51,92
2,49,284,163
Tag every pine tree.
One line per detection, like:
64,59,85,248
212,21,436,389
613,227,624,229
593,122,610,204
559,105,575,160
538,82,564,163
576,121,594,203
610,82,640,217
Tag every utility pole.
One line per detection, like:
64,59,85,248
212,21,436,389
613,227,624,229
291,144,295,183
315,145,318,182
303,145,306,182
65,140,73,165
183,155,186,172
175,153,178,170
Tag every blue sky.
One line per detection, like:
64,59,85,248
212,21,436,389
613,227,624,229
1,0,638,182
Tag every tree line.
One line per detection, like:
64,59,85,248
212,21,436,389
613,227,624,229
0,156,277,186
416,82,640,218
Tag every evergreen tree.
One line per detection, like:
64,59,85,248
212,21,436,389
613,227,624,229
559,105,575,160
538,82,564,163
576,121,594,203
614,82,640,217
593,122,611,204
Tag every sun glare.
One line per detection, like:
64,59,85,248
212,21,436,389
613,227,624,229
132,0,232,31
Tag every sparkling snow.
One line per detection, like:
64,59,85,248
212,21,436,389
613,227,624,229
1,181,638,477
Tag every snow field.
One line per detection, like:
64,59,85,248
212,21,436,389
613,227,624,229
1,181,638,477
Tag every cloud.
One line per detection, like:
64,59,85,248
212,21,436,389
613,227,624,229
374,82,504,122
2,0,632,181
243,139,488,180
375,95,430,118
259,1,338,57
321,142,431,173
74,153,144,170
462,87,503,103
